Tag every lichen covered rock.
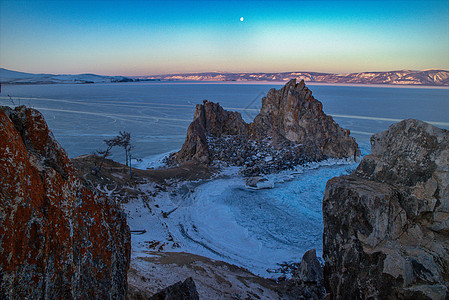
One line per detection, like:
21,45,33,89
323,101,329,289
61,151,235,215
0,106,131,299
323,119,449,299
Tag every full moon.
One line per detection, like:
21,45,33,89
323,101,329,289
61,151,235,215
240,17,244,22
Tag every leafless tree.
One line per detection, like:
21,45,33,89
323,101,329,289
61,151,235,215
96,135,122,174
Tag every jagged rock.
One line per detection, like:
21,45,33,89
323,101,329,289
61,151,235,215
174,100,247,164
149,277,199,300
0,106,131,299
323,119,449,299
171,80,359,174
250,79,359,160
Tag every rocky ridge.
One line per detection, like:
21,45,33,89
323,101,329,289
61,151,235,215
171,79,359,175
323,119,449,299
0,106,131,299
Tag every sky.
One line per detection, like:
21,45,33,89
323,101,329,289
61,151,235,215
0,0,448,75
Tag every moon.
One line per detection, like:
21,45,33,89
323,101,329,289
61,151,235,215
240,17,244,22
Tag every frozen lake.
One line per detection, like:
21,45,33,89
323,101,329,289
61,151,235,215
2,82,448,162
2,82,448,276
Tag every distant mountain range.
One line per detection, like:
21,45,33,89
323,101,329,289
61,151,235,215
142,69,449,86
0,68,133,85
1,68,448,86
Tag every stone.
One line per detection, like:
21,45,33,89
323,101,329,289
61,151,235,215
0,106,131,299
323,119,449,299
282,249,325,300
245,176,274,189
171,80,359,174
293,249,324,284
149,277,199,300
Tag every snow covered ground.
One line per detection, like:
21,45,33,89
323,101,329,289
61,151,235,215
123,145,369,278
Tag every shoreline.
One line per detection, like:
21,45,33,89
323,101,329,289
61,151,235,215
2,80,449,89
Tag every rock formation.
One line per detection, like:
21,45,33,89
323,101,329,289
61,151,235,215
250,79,358,159
288,249,325,299
0,106,131,299
171,79,359,174
175,100,248,164
149,277,199,300
323,119,449,299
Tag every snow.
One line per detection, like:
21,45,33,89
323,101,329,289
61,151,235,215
131,151,174,170
124,153,367,278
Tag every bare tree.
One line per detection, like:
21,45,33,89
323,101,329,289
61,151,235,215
116,131,134,177
96,135,122,174
118,131,131,166
95,131,134,177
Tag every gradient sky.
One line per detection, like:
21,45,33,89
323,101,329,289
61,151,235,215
1,0,448,75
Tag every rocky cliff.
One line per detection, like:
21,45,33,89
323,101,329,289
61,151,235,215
323,119,448,299
0,106,131,299
172,79,359,174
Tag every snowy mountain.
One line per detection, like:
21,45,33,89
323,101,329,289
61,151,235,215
0,68,134,84
142,69,449,86
2,68,448,86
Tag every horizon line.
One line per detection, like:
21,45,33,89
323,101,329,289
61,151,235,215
2,67,449,78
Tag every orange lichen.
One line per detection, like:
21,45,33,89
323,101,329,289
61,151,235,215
0,107,130,298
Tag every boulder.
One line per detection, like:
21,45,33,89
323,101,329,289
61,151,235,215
323,119,449,299
0,106,131,299
283,249,325,299
149,277,199,300
293,249,324,285
245,176,274,189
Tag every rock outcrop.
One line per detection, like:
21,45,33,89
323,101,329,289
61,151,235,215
149,277,199,300
175,100,248,164
0,106,131,299
323,119,449,299
250,79,358,160
288,249,325,299
171,79,359,174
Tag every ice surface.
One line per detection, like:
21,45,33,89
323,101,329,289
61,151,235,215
1,83,448,162
124,155,367,277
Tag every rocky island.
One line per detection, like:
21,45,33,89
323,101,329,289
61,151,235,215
170,79,360,176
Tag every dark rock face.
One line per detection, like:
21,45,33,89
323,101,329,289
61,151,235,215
149,277,199,300
290,249,325,299
323,119,449,299
0,106,131,299
172,79,359,174
175,100,247,164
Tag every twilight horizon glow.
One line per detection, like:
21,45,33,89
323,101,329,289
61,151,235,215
0,0,448,76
